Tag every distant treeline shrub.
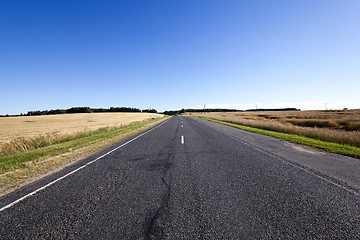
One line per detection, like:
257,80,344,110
163,110,182,115
163,108,299,115
142,109,158,113
26,107,144,116
245,108,300,112
185,109,240,113
163,108,240,115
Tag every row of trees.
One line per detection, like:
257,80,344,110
142,109,158,113
184,108,239,113
163,108,300,115
2,107,300,117
163,110,185,115
163,108,239,115
24,107,157,116
245,108,300,112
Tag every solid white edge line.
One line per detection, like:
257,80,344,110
227,134,359,196
0,118,170,212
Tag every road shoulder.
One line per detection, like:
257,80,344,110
189,117,360,192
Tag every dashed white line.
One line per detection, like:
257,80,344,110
181,135,184,144
0,118,170,212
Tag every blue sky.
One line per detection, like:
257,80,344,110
1,0,359,114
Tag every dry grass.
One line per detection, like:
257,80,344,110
0,112,164,156
184,110,360,147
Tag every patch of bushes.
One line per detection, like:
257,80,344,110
25,107,145,116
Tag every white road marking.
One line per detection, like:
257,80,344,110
227,134,359,196
181,135,184,144
181,125,183,128
0,118,170,212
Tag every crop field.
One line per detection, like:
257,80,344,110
185,110,360,148
0,112,163,156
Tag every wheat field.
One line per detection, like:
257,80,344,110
184,110,360,147
0,112,164,155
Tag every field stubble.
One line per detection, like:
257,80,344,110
0,112,164,156
185,110,360,148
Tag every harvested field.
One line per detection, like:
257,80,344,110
184,110,360,148
0,112,164,156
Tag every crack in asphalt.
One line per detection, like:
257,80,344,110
144,124,180,240
145,163,171,240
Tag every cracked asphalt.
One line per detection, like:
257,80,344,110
1,116,360,239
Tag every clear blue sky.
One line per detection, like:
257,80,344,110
1,0,359,115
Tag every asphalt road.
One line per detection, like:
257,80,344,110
1,116,360,239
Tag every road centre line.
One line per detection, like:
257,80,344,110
181,135,184,144
227,134,359,196
0,118,170,212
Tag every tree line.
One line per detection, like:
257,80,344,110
163,108,300,115
163,108,239,115
1,106,300,117
22,107,157,116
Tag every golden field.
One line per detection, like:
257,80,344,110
184,110,360,147
0,112,164,155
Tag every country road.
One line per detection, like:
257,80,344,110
1,116,359,239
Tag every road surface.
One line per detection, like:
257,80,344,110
1,116,360,239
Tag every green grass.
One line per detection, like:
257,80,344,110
197,117,360,159
0,118,164,174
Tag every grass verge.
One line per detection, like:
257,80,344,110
0,117,167,195
197,117,360,159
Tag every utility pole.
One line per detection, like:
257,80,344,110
325,103,327,110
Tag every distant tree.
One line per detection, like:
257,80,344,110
23,106,144,116
142,109,157,113
184,108,239,113
66,107,93,114
110,107,141,112
163,110,180,115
